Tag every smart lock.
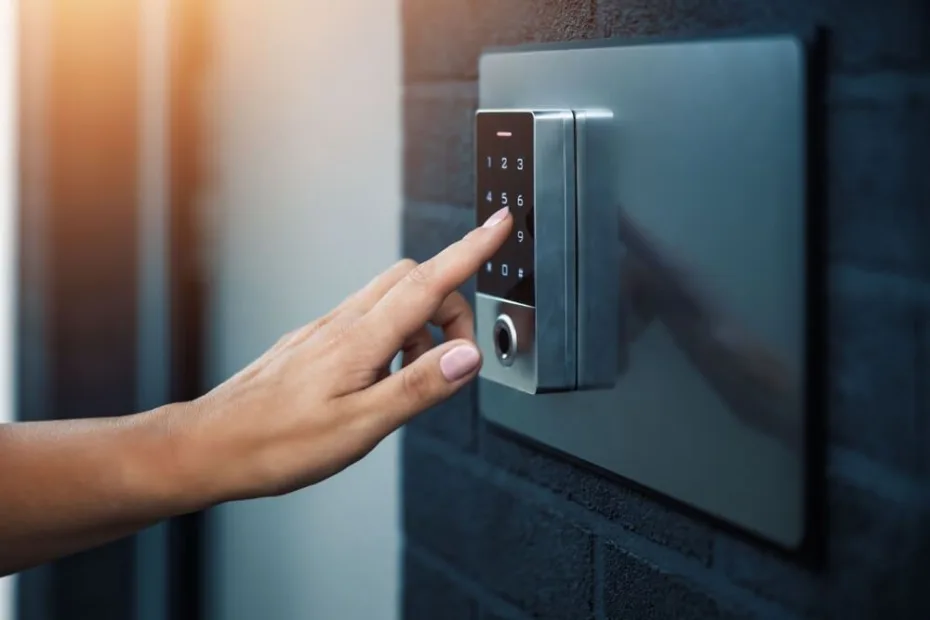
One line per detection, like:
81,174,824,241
475,108,619,394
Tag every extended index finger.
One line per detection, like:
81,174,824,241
354,206,512,362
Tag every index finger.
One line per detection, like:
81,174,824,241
354,206,512,361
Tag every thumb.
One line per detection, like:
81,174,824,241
348,339,482,433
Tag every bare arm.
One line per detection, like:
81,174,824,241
0,206,513,577
0,406,211,575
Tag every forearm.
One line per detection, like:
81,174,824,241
0,404,212,576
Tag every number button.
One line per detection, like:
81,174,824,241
501,264,509,277
501,192,509,207
517,157,524,171
516,194,524,207
517,230,524,243
486,190,492,203
501,157,508,170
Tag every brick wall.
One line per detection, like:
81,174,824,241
401,1,930,618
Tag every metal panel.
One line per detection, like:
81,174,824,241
478,33,811,550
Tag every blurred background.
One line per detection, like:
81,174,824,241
3,0,402,619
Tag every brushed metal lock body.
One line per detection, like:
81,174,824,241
476,34,812,552
475,109,619,394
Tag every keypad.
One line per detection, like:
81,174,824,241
476,111,535,307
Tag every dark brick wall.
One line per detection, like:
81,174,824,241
401,1,930,618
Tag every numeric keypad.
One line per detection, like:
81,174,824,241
476,112,535,307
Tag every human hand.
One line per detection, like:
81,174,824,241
172,206,513,505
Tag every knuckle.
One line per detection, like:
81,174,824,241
334,318,362,343
401,365,434,403
405,260,434,287
396,258,418,272
319,312,364,349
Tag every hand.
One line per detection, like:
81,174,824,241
174,206,513,504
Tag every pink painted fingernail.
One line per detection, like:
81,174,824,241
439,344,481,382
482,207,510,228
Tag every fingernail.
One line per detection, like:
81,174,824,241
482,207,509,228
439,344,481,382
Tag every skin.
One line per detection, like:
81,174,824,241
0,206,513,577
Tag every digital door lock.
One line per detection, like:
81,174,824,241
475,108,620,394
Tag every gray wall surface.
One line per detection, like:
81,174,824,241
204,2,402,620
401,1,930,619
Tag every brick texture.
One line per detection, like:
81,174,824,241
828,84,930,275
404,84,478,208
603,543,749,620
826,479,930,619
480,613,514,620
404,436,596,619
406,380,478,450
715,457,930,619
401,0,930,618
923,316,930,476
404,549,478,620
829,267,922,474
404,0,598,81
481,426,714,563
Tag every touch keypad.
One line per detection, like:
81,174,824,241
476,111,536,307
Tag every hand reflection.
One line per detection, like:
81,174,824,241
618,207,802,454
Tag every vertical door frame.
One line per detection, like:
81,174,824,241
164,0,213,617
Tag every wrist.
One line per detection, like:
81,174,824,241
142,401,228,513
